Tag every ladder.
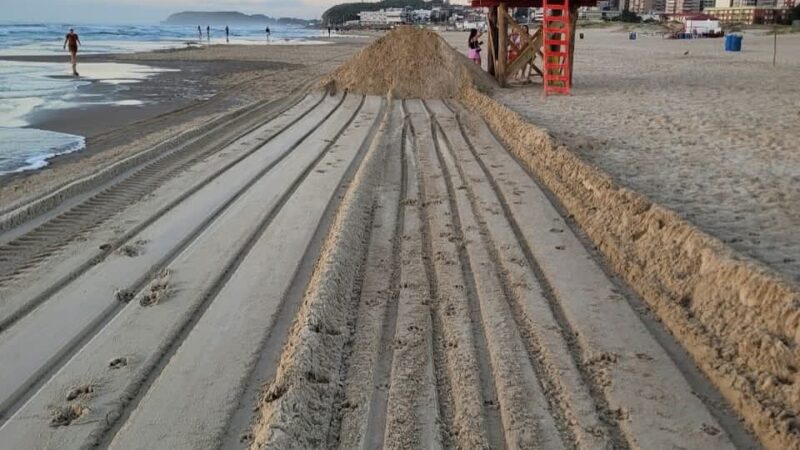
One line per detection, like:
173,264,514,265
542,0,572,95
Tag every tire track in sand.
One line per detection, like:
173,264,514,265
445,100,739,450
380,110,443,450
0,93,371,449
427,99,566,450
333,101,406,450
0,92,325,334
406,99,496,450
431,99,615,450
0,92,349,426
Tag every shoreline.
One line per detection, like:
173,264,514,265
0,39,371,206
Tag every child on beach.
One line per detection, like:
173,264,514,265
468,28,483,66
63,28,81,77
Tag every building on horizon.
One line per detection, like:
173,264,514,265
630,0,667,14
704,4,790,23
665,0,702,13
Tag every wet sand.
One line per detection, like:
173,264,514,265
0,39,372,214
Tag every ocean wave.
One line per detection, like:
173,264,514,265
0,127,86,176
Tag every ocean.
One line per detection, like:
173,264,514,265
0,22,328,176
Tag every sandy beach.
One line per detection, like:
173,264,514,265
0,23,798,450
444,27,800,283
0,38,372,214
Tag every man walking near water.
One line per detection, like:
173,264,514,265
225,26,229,43
63,28,81,77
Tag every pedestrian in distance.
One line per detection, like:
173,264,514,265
265,26,271,43
63,28,81,77
197,25,202,41
468,28,483,67
225,26,229,43
206,25,210,42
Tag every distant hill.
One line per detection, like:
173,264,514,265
322,0,445,25
164,11,314,26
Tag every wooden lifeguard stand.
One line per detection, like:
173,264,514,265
470,0,596,93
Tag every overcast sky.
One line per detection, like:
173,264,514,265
4,0,469,24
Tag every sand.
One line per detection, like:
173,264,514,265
443,28,800,283
0,26,793,450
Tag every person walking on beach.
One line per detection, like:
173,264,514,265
206,26,210,42
197,25,202,41
225,26,229,43
468,28,483,67
265,26,271,43
63,28,81,77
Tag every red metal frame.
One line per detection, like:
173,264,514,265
542,0,571,95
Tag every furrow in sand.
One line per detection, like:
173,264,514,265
333,101,405,450
425,103,512,450
432,99,616,450
406,99,492,449
0,92,349,425
0,93,368,449
105,95,379,450
381,115,443,450
245,96,387,450
427,100,565,450
449,101,739,449
0,92,327,333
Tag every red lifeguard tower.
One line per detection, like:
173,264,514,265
471,0,596,94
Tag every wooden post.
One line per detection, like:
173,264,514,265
488,6,498,77
497,3,508,87
569,3,579,86
773,28,777,67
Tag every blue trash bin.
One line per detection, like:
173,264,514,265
725,34,742,52
732,35,742,51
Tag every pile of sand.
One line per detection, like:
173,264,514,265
324,27,491,99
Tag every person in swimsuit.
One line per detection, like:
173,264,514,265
265,26,271,42
206,26,211,42
63,28,81,77
225,26,230,43
198,25,202,41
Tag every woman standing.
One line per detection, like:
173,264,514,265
468,28,483,66
63,28,81,77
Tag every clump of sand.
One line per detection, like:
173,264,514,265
324,27,491,99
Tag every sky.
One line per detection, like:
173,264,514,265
1,0,367,24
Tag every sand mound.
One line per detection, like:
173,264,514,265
324,27,491,99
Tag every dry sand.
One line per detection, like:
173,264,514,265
0,26,795,450
444,28,800,283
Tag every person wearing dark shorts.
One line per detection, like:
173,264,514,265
63,28,81,77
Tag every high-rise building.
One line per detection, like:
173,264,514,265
666,0,702,12
632,0,667,12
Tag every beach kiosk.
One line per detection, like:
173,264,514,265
471,0,596,94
